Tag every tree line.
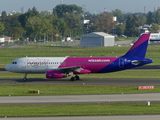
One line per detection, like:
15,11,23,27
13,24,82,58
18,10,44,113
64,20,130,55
0,4,160,42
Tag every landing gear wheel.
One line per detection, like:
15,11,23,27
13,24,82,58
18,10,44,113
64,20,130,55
23,73,28,81
75,75,80,80
23,77,27,81
70,77,75,81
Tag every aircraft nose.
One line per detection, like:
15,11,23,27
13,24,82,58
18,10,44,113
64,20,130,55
5,64,11,71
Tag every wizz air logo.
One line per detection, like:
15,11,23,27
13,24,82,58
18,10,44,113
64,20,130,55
88,59,110,62
27,59,49,68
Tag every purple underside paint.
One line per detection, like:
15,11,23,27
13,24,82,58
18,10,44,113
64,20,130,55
59,57,119,73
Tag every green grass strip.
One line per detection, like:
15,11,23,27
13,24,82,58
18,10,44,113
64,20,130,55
0,103,160,117
0,84,159,96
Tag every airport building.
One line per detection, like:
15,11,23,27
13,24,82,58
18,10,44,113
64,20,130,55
80,32,115,47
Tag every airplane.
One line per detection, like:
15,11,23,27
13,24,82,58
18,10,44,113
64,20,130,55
5,33,153,81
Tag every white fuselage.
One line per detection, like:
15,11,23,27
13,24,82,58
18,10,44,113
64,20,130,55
5,57,67,73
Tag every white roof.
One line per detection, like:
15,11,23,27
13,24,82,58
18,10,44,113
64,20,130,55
82,32,114,38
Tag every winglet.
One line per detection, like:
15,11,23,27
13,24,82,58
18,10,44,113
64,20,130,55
123,33,150,58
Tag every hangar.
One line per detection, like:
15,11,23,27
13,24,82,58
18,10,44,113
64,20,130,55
80,32,115,47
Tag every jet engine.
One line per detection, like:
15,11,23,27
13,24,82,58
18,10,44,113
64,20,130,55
46,70,67,78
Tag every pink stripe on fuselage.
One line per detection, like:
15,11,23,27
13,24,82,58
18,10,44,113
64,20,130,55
128,33,150,52
59,57,119,73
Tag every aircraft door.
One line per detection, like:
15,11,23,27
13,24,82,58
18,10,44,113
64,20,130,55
119,58,124,67
21,60,26,68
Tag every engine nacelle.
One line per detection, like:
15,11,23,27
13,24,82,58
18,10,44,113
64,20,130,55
46,70,67,79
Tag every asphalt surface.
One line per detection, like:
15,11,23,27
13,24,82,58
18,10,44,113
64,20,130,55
1,93,160,105
0,78,160,86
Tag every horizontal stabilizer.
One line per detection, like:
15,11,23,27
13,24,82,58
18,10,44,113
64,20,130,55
131,60,147,65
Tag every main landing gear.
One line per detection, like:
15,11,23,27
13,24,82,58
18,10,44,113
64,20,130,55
70,75,80,81
23,73,28,81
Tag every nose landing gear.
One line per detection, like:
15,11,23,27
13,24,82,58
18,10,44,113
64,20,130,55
23,73,28,81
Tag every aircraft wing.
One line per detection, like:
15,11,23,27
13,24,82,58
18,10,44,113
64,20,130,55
47,66,82,73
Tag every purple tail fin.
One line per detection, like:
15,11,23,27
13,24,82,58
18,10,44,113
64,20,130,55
123,33,150,58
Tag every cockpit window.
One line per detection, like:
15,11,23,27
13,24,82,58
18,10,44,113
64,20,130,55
12,62,17,64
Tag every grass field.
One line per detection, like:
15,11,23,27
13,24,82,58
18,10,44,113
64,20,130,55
0,84,160,96
1,103,160,117
0,44,159,67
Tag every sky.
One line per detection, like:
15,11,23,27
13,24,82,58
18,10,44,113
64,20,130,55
0,0,160,14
